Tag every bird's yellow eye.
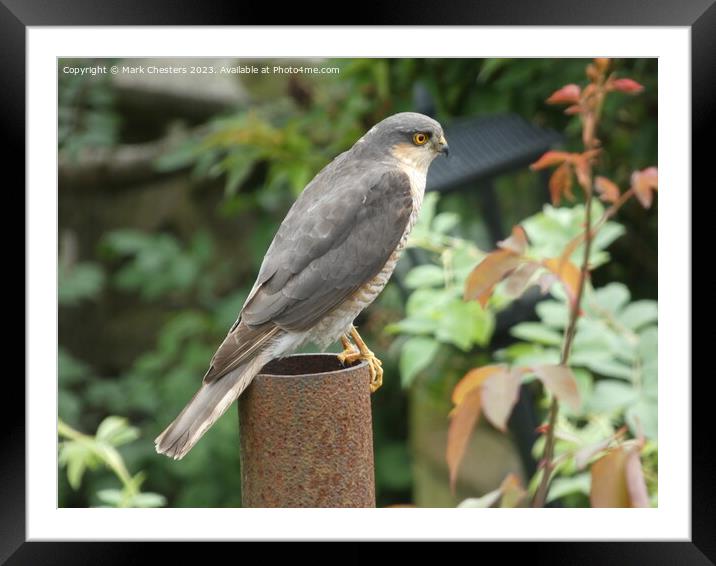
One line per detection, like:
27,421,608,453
413,132,429,145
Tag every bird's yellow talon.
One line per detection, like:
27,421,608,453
337,335,360,365
338,326,384,393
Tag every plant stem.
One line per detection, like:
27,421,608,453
532,69,606,507
532,189,594,508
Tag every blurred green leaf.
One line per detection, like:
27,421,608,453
400,337,440,388
58,263,105,306
618,301,658,331
404,265,444,289
511,322,563,346
96,416,140,447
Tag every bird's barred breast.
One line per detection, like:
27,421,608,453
308,168,425,349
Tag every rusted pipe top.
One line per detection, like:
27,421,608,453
239,354,375,508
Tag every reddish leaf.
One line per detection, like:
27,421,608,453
625,448,650,508
590,446,649,508
564,104,582,115
549,162,573,206
452,365,504,405
612,78,644,94
497,225,529,254
546,84,581,105
555,234,584,276
582,83,597,99
533,364,581,412
481,368,524,432
502,261,540,298
475,284,497,308
447,388,482,491
594,58,611,72
543,257,582,305
582,112,597,148
585,63,600,82
464,250,521,305
631,166,658,209
529,151,572,171
595,176,621,203
573,157,592,192
590,448,631,507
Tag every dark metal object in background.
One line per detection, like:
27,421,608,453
427,114,563,194
239,354,375,507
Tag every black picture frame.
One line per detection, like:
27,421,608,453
7,1,705,562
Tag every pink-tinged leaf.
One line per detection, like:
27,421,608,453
585,63,600,82
575,428,626,470
529,151,572,171
481,368,524,432
503,261,540,298
612,78,644,94
497,225,529,255
475,284,497,308
555,233,585,275
549,162,573,206
546,84,581,105
564,104,582,115
533,364,581,412
573,157,592,193
458,473,526,508
582,112,597,148
543,258,582,306
575,437,613,470
446,388,482,492
590,448,631,507
595,176,621,203
452,365,505,406
631,166,658,209
464,250,521,304
499,473,527,508
457,487,503,508
537,272,558,295
625,448,650,507
594,58,611,72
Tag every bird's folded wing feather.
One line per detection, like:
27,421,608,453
244,164,413,330
202,163,413,384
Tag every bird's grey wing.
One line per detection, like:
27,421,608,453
240,166,414,332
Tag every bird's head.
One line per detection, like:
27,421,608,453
356,112,449,172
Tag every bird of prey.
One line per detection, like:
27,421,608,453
155,112,449,459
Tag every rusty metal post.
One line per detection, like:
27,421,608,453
238,354,375,507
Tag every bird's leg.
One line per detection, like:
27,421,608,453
337,334,360,365
336,326,384,392
351,325,384,393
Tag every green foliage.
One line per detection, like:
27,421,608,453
521,201,625,269
58,59,121,156
58,262,105,306
101,230,216,301
388,193,495,388
58,417,166,508
58,57,656,508
502,281,658,440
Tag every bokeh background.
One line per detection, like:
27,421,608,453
58,58,657,508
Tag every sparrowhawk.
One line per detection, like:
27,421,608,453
156,112,449,459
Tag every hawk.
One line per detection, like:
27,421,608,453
156,112,449,459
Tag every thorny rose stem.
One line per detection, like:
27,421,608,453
532,69,605,508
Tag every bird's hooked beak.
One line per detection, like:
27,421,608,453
437,134,449,157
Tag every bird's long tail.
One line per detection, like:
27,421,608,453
154,352,270,460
